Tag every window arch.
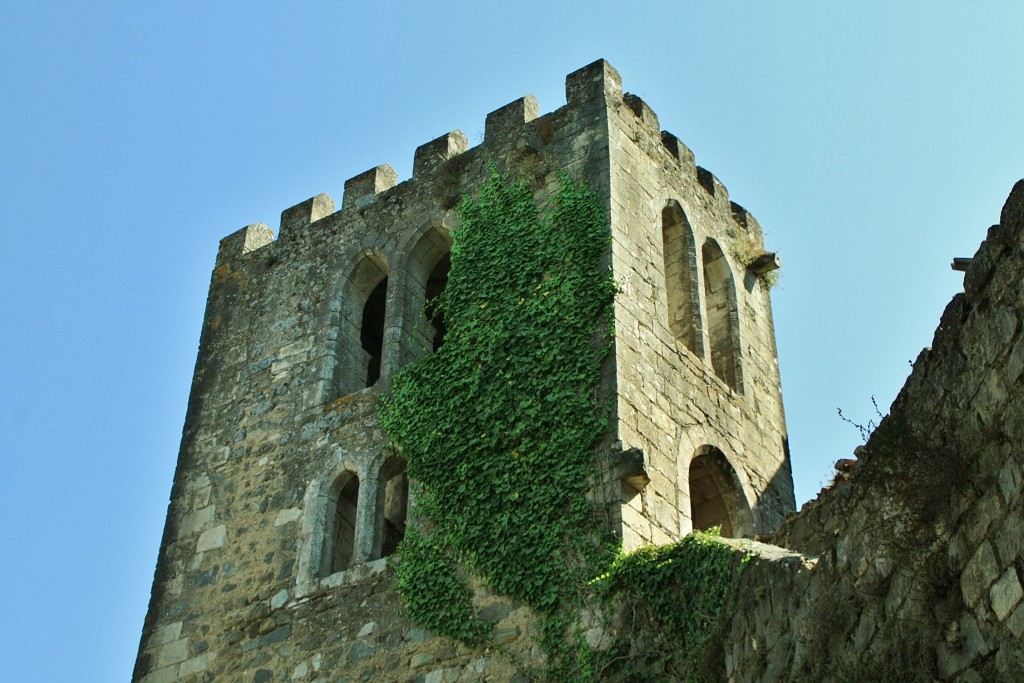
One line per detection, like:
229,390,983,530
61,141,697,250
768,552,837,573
662,201,703,356
401,226,452,366
701,238,742,392
334,251,389,396
375,457,408,559
321,470,360,576
688,446,754,538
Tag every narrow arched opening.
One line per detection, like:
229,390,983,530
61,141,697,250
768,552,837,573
662,201,702,356
688,447,753,538
402,226,452,365
702,238,742,392
361,277,388,386
333,252,389,397
321,471,360,576
378,457,409,559
425,253,450,351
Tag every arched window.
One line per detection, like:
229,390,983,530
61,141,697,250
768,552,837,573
361,277,387,386
401,227,452,365
425,253,451,352
702,238,742,392
321,471,360,576
662,201,702,356
334,252,389,396
688,446,753,538
376,457,409,559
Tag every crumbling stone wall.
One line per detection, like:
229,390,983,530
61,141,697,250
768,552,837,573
720,181,1024,681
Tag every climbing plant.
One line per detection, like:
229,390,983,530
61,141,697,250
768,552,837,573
380,171,752,681
379,170,618,675
593,531,750,682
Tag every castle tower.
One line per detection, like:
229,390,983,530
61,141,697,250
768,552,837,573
134,59,794,682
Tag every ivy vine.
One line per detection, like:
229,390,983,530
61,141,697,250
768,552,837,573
380,171,750,681
594,531,750,682
380,170,617,675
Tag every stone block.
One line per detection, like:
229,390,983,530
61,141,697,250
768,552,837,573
484,96,539,141
179,652,212,676
413,131,469,179
342,165,398,211
271,589,289,610
196,524,227,553
565,59,622,106
1006,602,1024,638
990,567,1024,621
410,652,434,668
275,507,302,526
157,638,189,668
180,505,215,536
152,621,183,647
217,223,274,262
280,193,335,235
140,665,180,683
998,457,1022,503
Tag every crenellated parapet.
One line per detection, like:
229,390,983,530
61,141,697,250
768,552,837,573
223,59,761,265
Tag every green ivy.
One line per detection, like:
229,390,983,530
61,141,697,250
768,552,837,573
593,531,750,681
380,171,617,675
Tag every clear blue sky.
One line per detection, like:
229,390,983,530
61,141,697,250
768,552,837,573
2,2,1021,680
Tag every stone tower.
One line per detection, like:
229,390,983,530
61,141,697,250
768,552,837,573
134,59,794,682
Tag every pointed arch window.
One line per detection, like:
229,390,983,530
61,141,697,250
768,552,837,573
321,471,360,576
688,446,754,538
376,457,409,559
701,238,742,392
402,227,452,366
334,253,389,396
661,201,703,356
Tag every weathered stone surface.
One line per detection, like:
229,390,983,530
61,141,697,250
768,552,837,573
990,566,1023,621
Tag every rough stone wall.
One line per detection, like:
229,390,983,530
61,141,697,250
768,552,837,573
604,74,794,549
134,60,796,683
721,181,1024,681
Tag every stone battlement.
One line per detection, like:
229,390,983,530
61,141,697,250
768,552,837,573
220,60,759,265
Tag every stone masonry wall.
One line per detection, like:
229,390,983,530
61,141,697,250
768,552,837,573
604,72,794,549
719,181,1024,681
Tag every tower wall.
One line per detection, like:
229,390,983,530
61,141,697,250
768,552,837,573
604,80,794,548
134,60,793,683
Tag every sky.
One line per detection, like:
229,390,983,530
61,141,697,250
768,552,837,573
2,2,1022,681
